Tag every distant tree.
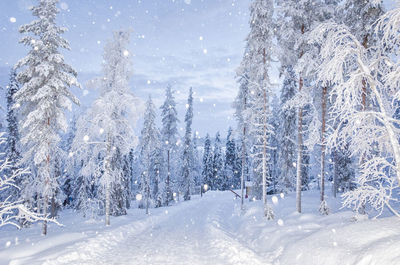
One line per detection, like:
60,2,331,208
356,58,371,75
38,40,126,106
268,96,280,193
278,66,297,192
201,134,213,191
4,69,20,201
160,85,179,205
223,127,236,190
212,132,224,190
192,134,202,188
181,88,194,201
139,96,159,214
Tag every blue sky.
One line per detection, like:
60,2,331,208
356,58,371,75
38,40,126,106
0,0,252,138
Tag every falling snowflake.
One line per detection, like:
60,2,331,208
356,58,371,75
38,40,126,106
60,2,68,10
271,196,278,205
9,17,16,23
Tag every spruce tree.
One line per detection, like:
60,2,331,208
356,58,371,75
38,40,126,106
139,96,160,214
212,132,224,190
223,127,236,190
201,134,213,191
5,69,21,201
278,66,297,192
181,88,194,201
160,85,179,205
15,0,80,235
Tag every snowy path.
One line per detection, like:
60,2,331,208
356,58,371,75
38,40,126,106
3,190,400,264
42,192,266,265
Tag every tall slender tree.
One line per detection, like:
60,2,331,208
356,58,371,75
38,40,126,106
278,66,297,192
4,69,21,201
139,96,160,214
160,85,179,206
71,30,140,225
223,127,236,190
201,134,213,191
242,0,275,218
212,132,224,190
15,0,80,235
181,88,194,201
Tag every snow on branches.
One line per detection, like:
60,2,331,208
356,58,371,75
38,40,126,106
309,7,400,216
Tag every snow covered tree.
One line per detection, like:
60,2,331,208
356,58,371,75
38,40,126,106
139,96,160,214
278,66,297,192
192,133,202,188
268,96,280,193
71,30,140,225
160,85,179,205
212,132,224,190
15,0,80,235
223,127,236,190
310,7,400,216
181,88,194,201
4,69,21,201
277,0,331,214
201,134,213,192
332,144,355,197
241,0,275,218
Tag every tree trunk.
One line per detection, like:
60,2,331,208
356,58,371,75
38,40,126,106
105,133,111,226
332,149,337,198
42,196,48,235
262,48,268,217
296,107,303,213
51,196,56,218
296,24,305,214
241,106,247,210
166,150,170,206
320,86,327,203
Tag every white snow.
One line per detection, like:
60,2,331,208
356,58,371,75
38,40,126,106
1,190,400,264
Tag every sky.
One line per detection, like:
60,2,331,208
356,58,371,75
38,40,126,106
0,0,253,139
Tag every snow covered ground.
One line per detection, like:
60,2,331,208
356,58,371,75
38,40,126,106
1,190,399,265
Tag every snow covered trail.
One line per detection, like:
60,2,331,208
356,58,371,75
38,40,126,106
41,192,266,265
2,189,400,264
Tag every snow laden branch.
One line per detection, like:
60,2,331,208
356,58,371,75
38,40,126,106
0,136,61,228
309,16,400,216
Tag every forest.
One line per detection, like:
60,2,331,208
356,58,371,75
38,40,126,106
1,0,400,264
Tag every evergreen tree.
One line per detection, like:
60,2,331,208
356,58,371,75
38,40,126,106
160,85,179,205
192,133,202,188
4,69,21,201
212,132,224,190
15,0,80,235
139,96,159,214
201,134,213,191
268,96,280,193
278,66,297,192
223,127,236,190
181,88,194,201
